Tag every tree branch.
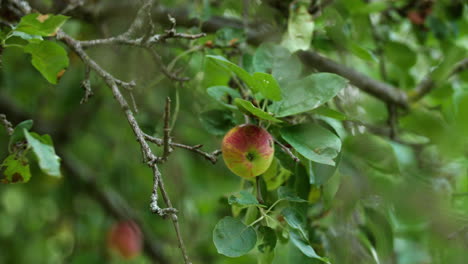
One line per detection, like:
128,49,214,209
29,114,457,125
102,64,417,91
77,11,206,49
297,50,409,108
57,30,192,264
412,58,468,102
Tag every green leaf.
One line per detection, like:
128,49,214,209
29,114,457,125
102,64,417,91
281,207,307,239
344,133,399,174
432,44,466,82
258,226,277,252
348,42,377,62
252,72,282,101
277,187,308,203
363,208,394,261
322,171,341,208
253,43,290,73
202,58,230,88
276,73,347,117
228,190,265,208
8,120,33,151
351,1,389,14
383,41,416,69
24,130,61,177
0,154,31,184
24,41,69,84
234,98,283,123
206,86,241,109
206,55,259,93
281,124,341,166
262,158,292,191
15,13,69,36
213,216,257,257
306,155,341,186
289,229,326,262
199,109,236,136
311,106,349,121
258,226,277,264
282,1,314,52
252,43,302,84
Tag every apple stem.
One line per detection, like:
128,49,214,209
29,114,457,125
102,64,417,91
256,177,265,204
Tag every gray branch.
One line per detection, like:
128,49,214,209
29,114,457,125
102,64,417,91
297,50,409,108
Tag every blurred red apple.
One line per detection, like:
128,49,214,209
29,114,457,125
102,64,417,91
222,124,274,178
107,220,142,259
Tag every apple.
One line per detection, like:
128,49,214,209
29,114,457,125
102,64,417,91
107,220,143,259
222,124,274,178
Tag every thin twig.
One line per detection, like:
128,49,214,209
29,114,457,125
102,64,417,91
144,133,221,164
115,79,136,90
60,0,85,14
156,171,191,264
147,47,190,82
78,13,205,49
130,92,139,114
80,65,93,104
0,114,14,135
274,138,300,163
162,97,173,161
150,164,177,216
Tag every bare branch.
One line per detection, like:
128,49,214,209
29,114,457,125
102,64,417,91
57,30,192,264
144,133,221,164
150,164,177,216
0,113,14,135
78,12,206,49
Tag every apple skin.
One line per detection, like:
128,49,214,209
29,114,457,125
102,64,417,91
107,220,143,259
222,124,274,178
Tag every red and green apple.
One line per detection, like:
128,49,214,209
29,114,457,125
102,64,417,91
222,124,274,178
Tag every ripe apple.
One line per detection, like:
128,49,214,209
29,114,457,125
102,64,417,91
222,124,274,178
107,220,143,259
